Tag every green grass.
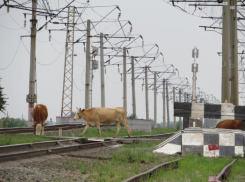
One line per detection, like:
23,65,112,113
0,127,176,146
68,127,177,138
227,158,245,182
63,140,177,182
0,134,57,146
147,154,234,182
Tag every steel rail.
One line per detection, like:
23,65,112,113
216,159,237,181
0,124,119,134
0,132,176,163
0,138,88,153
0,140,115,163
123,159,180,182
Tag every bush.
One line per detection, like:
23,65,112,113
127,113,137,119
1,117,27,128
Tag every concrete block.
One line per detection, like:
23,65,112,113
203,145,219,157
170,135,182,145
219,133,235,146
182,145,203,156
153,143,181,155
182,133,203,146
235,134,244,146
204,134,219,145
235,146,244,157
219,146,235,157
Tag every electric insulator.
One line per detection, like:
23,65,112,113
118,12,121,19
7,6,9,13
105,66,106,74
49,30,51,41
130,26,132,33
45,16,47,30
121,74,122,81
118,64,120,73
24,14,26,27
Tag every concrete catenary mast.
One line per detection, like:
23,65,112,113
27,0,37,127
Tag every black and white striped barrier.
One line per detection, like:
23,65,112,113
154,128,245,157
174,102,245,130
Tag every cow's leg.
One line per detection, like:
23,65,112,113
41,124,45,136
122,120,131,137
36,124,42,136
34,123,36,135
96,122,101,138
114,121,121,138
79,124,90,137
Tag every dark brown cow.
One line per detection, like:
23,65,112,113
32,104,48,135
216,120,242,129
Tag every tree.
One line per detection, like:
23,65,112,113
0,84,7,113
2,117,27,128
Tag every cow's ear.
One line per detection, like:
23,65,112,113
82,109,85,112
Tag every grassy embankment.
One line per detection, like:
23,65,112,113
63,140,178,182
0,134,57,146
66,126,177,138
226,158,245,182
0,127,177,146
147,154,233,182
63,141,235,182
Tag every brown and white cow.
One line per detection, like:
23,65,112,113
216,120,242,129
73,107,131,138
32,104,48,135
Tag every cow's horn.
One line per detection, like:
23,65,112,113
76,107,79,110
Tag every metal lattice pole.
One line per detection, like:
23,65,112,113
61,6,75,116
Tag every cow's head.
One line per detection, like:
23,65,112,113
73,108,85,120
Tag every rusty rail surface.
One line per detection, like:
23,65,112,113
216,159,237,181
123,159,181,182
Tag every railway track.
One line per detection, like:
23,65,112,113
0,123,120,134
123,158,238,182
0,132,239,181
0,133,175,163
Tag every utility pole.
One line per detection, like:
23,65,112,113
230,0,238,105
154,72,157,128
166,81,170,128
163,79,166,128
192,47,199,103
100,33,105,107
85,20,91,109
222,0,231,103
131,56,136,117
184,92,187,102
145,66,149,120
123,47,127,113
173,87,176,128
179,88,182,129
27,0,37,127
61,6,75,117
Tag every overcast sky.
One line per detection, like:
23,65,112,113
0,0,224,124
